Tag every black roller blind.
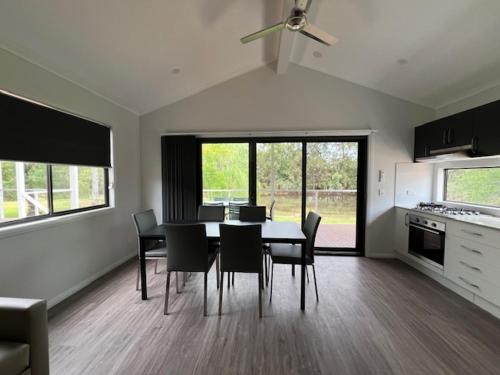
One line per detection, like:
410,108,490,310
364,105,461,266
0,91,111,167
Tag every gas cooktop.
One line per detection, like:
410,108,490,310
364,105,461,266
415,202,480,216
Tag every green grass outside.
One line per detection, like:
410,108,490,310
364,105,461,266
2,197,103,221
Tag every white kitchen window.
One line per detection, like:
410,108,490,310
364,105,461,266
444,167,500,208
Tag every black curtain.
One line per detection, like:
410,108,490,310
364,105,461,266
161,136,199,223
0,91,111,167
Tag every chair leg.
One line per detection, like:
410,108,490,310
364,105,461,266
154,260,159,274
227,272,230,289
164,271,171,315
269,262,274,303
292,264,295,277
204,272,208,317
176,272,180,293
312,264,319,302
232,272,235,286
183,272,187,287
264,254,268,287
306,266,310,284
258,272,262,318
216,255,220,289
219,272,224,316
136,264,141,291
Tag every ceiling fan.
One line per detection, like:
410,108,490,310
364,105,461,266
240,0,337,46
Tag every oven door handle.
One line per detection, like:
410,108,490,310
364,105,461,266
408,223,442,235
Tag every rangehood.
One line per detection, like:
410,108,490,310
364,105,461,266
415,144,475,163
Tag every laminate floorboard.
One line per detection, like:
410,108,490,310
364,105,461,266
48,257,500,375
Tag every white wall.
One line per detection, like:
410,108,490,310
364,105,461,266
436,83,500,118
0,48,141,307
140,64,434,257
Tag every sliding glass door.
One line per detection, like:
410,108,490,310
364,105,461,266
201,143,249,203
256,143,302,223
306,142,359,249
199,137,367,254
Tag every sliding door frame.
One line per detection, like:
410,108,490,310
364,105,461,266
197,136,368,256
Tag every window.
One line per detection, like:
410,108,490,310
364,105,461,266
444,167,500,208
0,160,109,227
201,143,249,203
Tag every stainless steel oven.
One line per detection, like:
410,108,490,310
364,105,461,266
408,214,446,269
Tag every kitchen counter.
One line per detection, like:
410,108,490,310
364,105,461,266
395,205,500,231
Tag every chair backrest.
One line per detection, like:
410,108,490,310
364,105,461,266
132,209,159,253
268,200,276,220
132,209,158,234
239,206,266,222
219,224,262,273
165,224,209,272
228,202,247,220
303,212,322,261
198,205,225,222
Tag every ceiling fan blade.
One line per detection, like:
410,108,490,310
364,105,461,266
240,23,285,44
300,23,338,46
296,0,312,11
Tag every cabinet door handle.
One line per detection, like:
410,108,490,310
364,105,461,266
459,276,480,290
447,128,454,144
461,229,483,237
405,213,409,227
460,245,483,255
459,261,481,272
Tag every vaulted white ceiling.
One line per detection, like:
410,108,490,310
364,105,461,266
1,0,500,115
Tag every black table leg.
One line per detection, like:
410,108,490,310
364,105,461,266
300,241,305,311
140,237,147,300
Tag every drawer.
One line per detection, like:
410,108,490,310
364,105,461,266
446,236,500,282
445,262,500,307
447,220,500,249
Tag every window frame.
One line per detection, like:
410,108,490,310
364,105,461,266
443,166,500,209
0,163,110,228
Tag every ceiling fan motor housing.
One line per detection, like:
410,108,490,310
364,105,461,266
286,8,307,31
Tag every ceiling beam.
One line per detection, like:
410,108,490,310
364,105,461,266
275,0,296,75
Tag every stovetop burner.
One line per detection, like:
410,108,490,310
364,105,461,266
415,202,480,215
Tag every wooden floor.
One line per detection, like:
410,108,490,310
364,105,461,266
48,257,500,375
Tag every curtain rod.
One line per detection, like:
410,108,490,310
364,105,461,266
160,129,376,138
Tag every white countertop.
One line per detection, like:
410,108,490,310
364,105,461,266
395,205,500,231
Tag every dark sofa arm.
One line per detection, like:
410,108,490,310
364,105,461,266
0,298,49,375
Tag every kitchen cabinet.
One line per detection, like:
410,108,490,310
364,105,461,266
473,100,500,156
395,207,500,318
414,99,500,161
393,208,409,254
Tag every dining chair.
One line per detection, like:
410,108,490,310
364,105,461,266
238,206,269,287
228,201,247,220
266,200,276,221
218,224,263,318
239,206,266,222
164,224,219,316
198,205,225,222
132,209,167,291
269,212,322,302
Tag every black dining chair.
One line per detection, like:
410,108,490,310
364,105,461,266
218,224,264,318
269,212,322,302
266,200,276,221
132,209,167,291
228,201,247,220
198,205,225,222
164,224,219,316
237,206,270,287
239,206,266,222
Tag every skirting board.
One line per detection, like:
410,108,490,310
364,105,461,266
367,252,396,259
47,251,136,309
396,252,500,320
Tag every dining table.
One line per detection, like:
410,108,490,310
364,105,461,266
138,220,308,310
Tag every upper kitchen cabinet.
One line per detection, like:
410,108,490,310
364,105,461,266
414,99,500,161
473,100,500,157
